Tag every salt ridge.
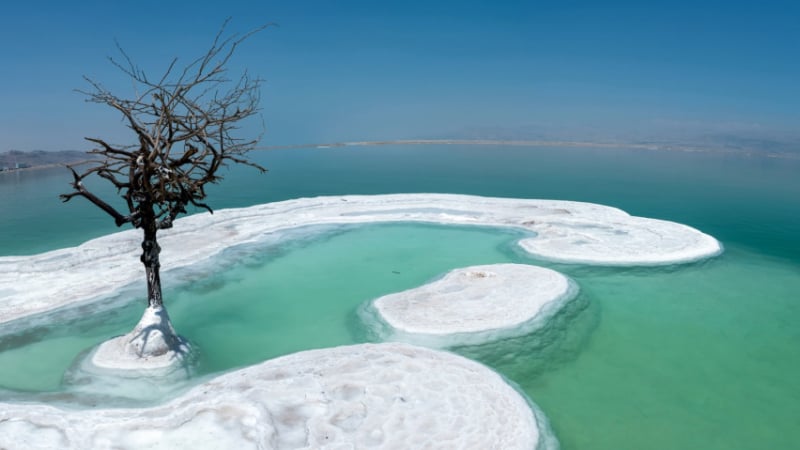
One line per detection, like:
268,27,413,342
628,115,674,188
0,193,722,326
0,343,554,450
0,194,721,448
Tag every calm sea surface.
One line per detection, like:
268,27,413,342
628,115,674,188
1,144,799,450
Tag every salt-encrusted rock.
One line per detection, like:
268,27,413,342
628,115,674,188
0,343,557,450
363,263,578,348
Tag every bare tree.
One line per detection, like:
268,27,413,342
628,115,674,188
61,22,267,365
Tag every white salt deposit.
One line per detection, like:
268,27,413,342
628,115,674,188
0,194,722,326
90,306,191,371
54,305,197,401
518,216,722,266
0,193,720,448
365,264,578,347
0,343,555,450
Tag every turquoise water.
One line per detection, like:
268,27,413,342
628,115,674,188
0,224,518,391
1,144,799,449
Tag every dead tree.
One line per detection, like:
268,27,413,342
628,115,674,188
61,22,266,311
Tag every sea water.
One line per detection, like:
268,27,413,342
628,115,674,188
1,144,798,450
0,223,518,392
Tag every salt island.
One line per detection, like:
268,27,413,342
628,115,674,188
0,194,723,449
363,263,578,348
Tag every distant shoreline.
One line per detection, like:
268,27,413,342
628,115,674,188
0,161,94,175
260,138,678,151
2,138,796,174
0,149,95,175
258,139,799,160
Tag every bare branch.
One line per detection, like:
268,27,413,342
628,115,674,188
66,21,269,237
60,167,132,227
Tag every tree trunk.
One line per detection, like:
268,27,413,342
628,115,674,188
141,226,163,308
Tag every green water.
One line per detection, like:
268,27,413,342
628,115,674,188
170,224,520,374
516,249,800,449
1,144,799,449
0,224,519,390
4,224,797,449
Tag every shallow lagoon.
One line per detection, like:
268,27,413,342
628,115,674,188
1,144,799,449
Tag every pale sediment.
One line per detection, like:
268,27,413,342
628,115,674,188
0,343,554,450
364,263,578,348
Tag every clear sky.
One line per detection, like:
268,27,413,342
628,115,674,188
1,0,798,151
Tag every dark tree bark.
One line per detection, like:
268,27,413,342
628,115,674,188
141,218,163,308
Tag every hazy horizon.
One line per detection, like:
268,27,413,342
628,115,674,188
2,1,799,153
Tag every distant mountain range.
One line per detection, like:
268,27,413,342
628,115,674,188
4,133,798,174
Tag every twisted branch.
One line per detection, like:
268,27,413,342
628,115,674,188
62,21,269,232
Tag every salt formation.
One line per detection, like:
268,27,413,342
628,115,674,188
0,194,722,326
0,343,556,450
90,306,192,371
0,194,722,447
55,306,197,402
364,263,578,347
518,215,722,265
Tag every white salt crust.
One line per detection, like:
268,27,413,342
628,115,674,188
0,194,719,448
90,306,192,371
366,263,578,347
0,343,554,450
0,194,722,326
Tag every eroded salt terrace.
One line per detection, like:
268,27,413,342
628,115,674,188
0,343,555,450
0,194,722,449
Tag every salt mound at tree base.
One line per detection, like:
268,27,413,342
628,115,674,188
0,343,554,449
90,306,192,372
366,263,578,347
57,306,196,401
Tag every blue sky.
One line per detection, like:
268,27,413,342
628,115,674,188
1,0,798,150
